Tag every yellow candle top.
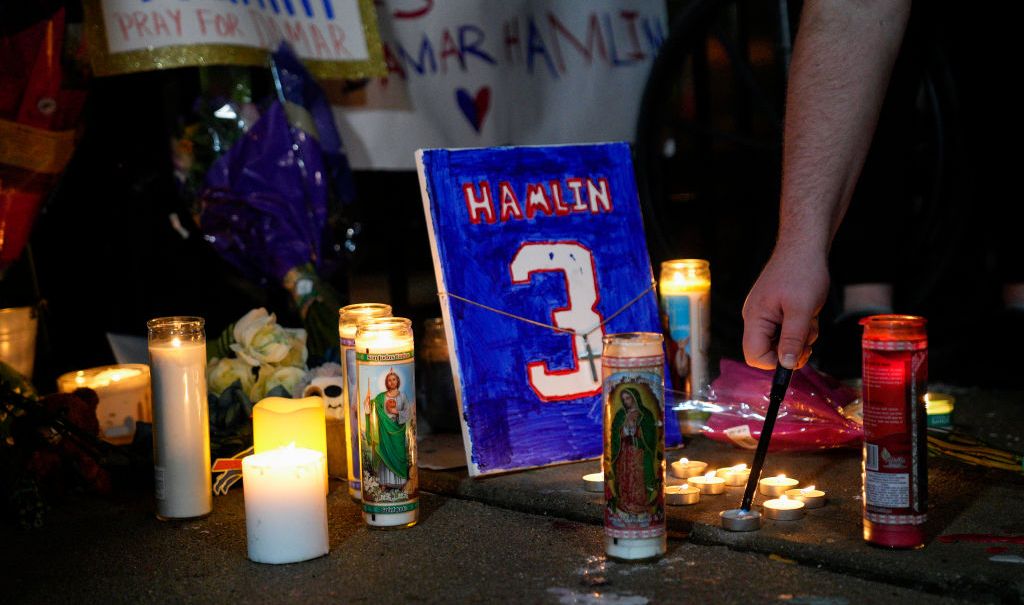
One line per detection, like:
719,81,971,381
762,474,798,485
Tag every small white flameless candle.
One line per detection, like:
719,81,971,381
689,471,725,495
717,464,751,487
243,446,328,564
670,457,708,479
759,474,799,497
582,472,604,493
665,483,701,506
763,495,805,520
148,317,211,520
786,485,826,509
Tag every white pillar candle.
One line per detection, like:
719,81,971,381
689,471,725,495
356,317,418,529
786,486,826,509
669,457,708,479
148,317,211,520
759,474,799,497
763,495,806,520
57,364,151,444
243,446,328,564
338,303,392,501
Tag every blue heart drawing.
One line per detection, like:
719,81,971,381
456,86,491,133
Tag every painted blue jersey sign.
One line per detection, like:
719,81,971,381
417,143,680,475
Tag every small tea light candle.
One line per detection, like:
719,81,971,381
665,483,700,506
243,445,329,564
759,474,799,497
689,471,725,495
583,472,604,493
785,485,826,509
670,457,708,479
717,464,751,487
763,495,805,520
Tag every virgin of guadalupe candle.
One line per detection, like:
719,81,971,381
148,317,211,520
602,332,666,562
356,317,417,529
659,259,711,404
253,396,328,494
339,303,392,501
243,446,328,564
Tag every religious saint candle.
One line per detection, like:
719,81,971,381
659,259,711,404
763,495,806,520
759,474,799,497
148,317,211,520
253,396,328,494
338,303,392,501
57,364,151,444
602,332,666,562
243,445,328,564
356,317,418,529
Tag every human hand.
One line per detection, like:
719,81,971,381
742,247,828,370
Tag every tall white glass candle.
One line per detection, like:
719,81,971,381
243,446,329,564
339,303,392,501
147,317,211,520
356,317,417,529
659,259,711,402
602,332,666,562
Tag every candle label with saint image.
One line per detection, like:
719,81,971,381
602,337,665,543
357,351,418,518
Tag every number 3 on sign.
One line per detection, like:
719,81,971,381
510,242,605,402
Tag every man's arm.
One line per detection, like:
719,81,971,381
742,0,911,370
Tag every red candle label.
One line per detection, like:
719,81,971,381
862,341,928,527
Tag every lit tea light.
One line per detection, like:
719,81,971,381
582,472,604,493
689,471,725,495
785,485,826,509
763,495,805,520
717,464,751,487
665,483,701,506
759,474,799,497
670,457,708,479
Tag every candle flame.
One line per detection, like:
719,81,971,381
803,486,815,493
682,483,689,490
171,337,182,348
775,474,786,480
733,464,748,471
679,457,689,465
704,471,716,480
780,494,789,502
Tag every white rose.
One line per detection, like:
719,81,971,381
230,308,307,368
206,357,256,397
250,365,308,401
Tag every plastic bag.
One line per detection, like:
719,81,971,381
674,359,863,451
